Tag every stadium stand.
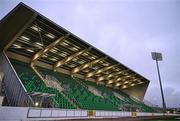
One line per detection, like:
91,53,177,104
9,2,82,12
0,4,162,121
10,59,75,109
2,3,180,121
77,78,155,112
10,58,155,112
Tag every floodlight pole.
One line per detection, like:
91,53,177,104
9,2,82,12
155,59,166,113
152,52,166,113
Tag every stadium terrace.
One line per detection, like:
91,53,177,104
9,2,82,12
0,2,179,121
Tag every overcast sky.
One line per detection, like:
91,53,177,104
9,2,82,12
0,0,180,108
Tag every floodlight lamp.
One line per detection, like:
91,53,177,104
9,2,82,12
35,102,39,106
151,52,162,61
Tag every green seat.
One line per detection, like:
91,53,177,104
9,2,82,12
10,59,75,109
10,59,156,112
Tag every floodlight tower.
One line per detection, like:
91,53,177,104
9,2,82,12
151,52,166,113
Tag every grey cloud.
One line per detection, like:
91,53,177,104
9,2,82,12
145,86,180,108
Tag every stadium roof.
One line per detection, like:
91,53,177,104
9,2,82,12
0,3,150,91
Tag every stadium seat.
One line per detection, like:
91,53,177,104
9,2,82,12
10,59,75,109
10,59,155,112
38,67,118,111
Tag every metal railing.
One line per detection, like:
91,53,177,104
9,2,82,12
1,106,179,121
27,107,178,119
27,107,88,118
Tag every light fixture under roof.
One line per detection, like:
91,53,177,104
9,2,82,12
96,74,101,77
82,69,89,73
50,48,57,53
126,75,131,78
61,42,69,46
89,56,96,60
131,83,135,86
68,64,76,68
42,54,48,58
78,60,85,64
122,85,127,89
50,57,58,62
26,49,34,53
21,35,30,41
74,45,81,49
115,83,121,87
107,74,113,78
92,66,99,70
99,60,104,64
35,42,43,47
124,81,129,84
116,78,122,81
46,33,56,39
31,25,42,32
115,68,120,71
70,47,79,51
12,44,22,49
104,71,110,75
104,63,110,66
72,57,78,61
83,52,89,56
64,40,71,44
108,80,113,84
59,52,67,57
133,79,138,82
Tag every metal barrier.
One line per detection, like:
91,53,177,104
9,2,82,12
27,108,133,119
27,108,88,118
95,110,131,117
27,108,171,119
27,107,180,119
0,52,34,107
0,106,179,121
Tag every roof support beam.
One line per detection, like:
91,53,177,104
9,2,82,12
96,70,126,82
86,64,118,79
105,74,137,89
71,57,105,74
30,63,48,86
54,48,91,70
106,76,124,85
107,79,123,86
31,34,69,63
114,75,132,83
